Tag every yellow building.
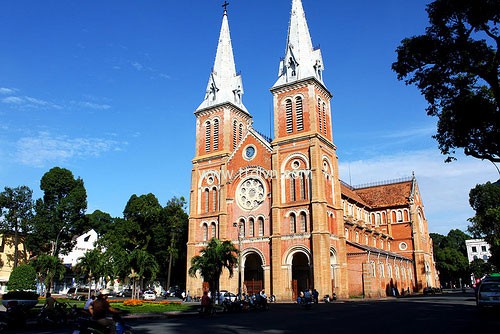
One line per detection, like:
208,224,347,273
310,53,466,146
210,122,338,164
0,233,27,293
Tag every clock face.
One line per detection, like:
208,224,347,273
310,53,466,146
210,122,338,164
237,178,265,210
245,146,255,159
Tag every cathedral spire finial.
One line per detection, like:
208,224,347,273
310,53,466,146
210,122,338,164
272,0,325,89
222,1,229,14
196,2,248,114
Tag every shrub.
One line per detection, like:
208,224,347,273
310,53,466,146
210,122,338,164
7,264,36,291
2,290,39,300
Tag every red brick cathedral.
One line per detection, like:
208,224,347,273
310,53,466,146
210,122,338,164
186,0,439,300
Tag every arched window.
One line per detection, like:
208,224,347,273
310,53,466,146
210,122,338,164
300,212,307,232
397,210,403,222
290,213,297,233
205,121,211,152
204,188,210,213
211,223,216,239
403,210,409,221
249,217,255,237
213,119,219,150
375,213,381,226
295,96,303,131
258,217,264,236
290,177,296,201
232,120,237,149
355,231,359,243
212,187,217,212
203,224,208,241
238,218,245,238
391,211,397,223
285,99,293,133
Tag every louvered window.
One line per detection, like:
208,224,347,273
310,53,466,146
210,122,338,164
296,97,303,131
322,102,327,134
290,213,296,233
249,218,255,237
205,121,211,152
238,123,243,142
258,217,264,236
213,119,219,150
203,224,208,241
290,177,296,201
300,212,307,232
299,173,306,200
233,120,237,149
212,187,217,211
204,188,210,213
285,99,293,133
318,98,322,133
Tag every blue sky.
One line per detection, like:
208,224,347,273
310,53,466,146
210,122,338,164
0,0,497,235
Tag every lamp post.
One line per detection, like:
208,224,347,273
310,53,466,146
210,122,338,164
233,221,243,300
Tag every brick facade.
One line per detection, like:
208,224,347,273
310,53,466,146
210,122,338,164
186,1,439,300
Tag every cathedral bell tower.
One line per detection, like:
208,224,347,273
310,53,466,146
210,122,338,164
187,6,252,292
269,0,347,300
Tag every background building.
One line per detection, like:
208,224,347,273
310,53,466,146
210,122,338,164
186,0,439,300
465,239,491,263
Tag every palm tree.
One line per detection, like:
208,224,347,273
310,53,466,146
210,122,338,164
75,248,105,298
30,254,66,294
188,238,239,299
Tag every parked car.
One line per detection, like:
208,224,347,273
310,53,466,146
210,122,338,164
67,287,91,301
476,281,500,310
218,290,237,304
143,290,157,301
116,289,132,298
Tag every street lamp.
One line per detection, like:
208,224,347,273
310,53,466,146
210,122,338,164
233,221,243,300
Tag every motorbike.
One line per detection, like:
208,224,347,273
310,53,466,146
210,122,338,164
73,313,133,334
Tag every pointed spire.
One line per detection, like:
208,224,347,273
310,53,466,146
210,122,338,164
272,0,325,89
197,6,248,113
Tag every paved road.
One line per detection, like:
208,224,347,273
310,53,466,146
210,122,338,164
5,292,499,334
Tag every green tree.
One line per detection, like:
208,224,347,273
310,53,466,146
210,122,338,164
188,238,239,298
469,258,494,280
29,167,87,257
7,263,36,291
123,193,163,251
0,186,34,268
392,0,500,163
86,210,115,236
431,230,471,287
30,254,67,293
468,180,500,268
151,197,188,290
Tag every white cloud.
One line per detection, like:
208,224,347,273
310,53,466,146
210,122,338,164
1,95,62,110
2,96,24,104
77,101,112,110
339,149,499,235
16,132,126,167
0,87,17,95
131,62,144,71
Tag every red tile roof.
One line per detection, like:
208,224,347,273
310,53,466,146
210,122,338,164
341,180,413,209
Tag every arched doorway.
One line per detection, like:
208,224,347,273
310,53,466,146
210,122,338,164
244,253,263,295
291,252,311,300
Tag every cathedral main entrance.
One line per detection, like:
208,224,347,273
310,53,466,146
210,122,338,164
243,252,264,295
291,252,311,300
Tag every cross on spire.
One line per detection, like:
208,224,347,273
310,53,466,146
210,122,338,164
222,1,229,13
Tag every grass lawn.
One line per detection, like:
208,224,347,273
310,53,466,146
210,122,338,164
41,297,199,314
